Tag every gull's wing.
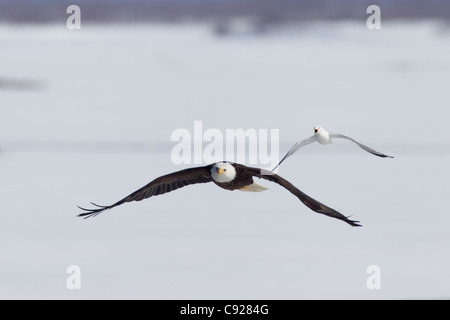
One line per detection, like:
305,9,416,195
330,133,393,158
241,165,361,227
78,165,213,218
271,135,317,172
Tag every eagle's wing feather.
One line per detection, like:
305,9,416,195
78,165,213,218
242,165,361,227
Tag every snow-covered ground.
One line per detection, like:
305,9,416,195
1,21,449,299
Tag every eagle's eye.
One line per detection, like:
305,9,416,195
223,169,227,172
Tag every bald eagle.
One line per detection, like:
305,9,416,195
78,162,361,227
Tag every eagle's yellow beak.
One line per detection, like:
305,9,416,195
218,168,224,175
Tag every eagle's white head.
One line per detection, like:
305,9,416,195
211,162,236,183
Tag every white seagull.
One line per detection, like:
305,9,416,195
272,126,393,171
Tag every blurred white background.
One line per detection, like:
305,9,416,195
1,1,450,299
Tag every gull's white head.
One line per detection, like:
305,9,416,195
211,162,237,183
313,125,331,144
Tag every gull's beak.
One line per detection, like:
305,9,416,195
314,128,319,134
218,168,224,175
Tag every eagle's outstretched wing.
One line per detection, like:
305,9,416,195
242,165,361,227
78,165,213,218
